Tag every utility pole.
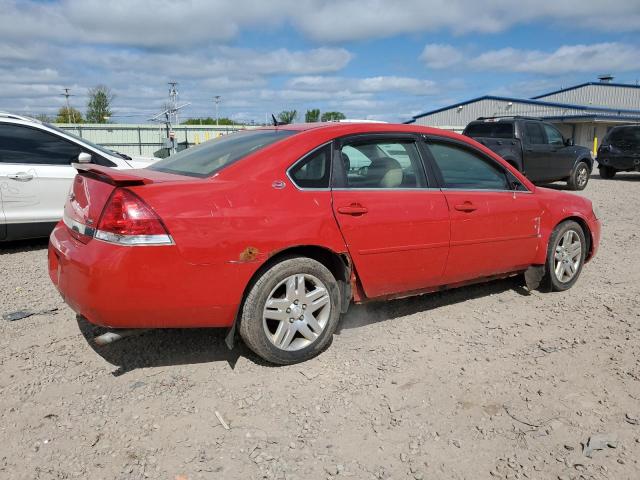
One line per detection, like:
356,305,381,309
60,88,76,123
213,95,221,126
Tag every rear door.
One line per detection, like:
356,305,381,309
424,137,541,284
331,134,450,298
0,124,81,227
542,123,575,180
521,121,551,182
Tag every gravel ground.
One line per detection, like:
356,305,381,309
1,173,639,480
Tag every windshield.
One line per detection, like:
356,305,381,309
150,129,296,177
44,123,120,157
464,122,514,139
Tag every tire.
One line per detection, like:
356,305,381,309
542,220,587,292
567,161,590,190
239,256,341,365
598,165,617,179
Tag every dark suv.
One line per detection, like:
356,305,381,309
463,116,594,190
597,125,640,179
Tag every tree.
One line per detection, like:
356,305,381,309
321,111,346,122
277,110,297,124
86,85,114,123
55,106,83,123
305,109,320,122
34,113,53,122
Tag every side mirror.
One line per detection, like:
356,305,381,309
564,138,574,147
77,152,92,163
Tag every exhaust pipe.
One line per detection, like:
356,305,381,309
94,329,148,346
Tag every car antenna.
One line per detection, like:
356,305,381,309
271,114,286,127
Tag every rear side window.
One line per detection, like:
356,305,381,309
524,122,545,145
607,127,640,147
427,142,509,190
0,124,81,165
151,129,296,177
289,145,331,188
340,140,426,188
464,122,514,139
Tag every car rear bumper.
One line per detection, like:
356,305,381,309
48,221,243,329
597,155,640,171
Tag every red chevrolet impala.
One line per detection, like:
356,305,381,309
49,123,600,364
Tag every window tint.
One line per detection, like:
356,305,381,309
151,129,296,177
524,122,545,145
607,126,640,148
0,124,82,165
289,145,331,188
464,122,514,139
543,124,563,145
340,140,425,188
428,142,509,190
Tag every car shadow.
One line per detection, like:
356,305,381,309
336,276,528,333
0,238,49,254
76,316,248,376
78,276,529,375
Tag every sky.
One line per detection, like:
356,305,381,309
1,0,640,124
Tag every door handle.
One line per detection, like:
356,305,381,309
454,202,477,212
337,204,368,216
8,172,34,182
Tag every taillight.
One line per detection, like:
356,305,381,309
95,188,173,245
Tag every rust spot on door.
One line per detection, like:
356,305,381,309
239,246,260,262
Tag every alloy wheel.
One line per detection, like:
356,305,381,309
262,273,331,351
577,165,589,188
553,230,582,283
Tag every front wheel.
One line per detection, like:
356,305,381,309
543,221,587,292
567,161,590,190
239,257,341,364
598,165,617,179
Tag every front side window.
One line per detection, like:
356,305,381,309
340,140,425,188
289,145,331,188
151,129,296,177
524,122,545,145
427,142,510,190
543,124,564,146
0,124,82,165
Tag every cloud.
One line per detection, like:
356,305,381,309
287,76,438,95
1,1,639,49
420,44,464,69
471,43,640,74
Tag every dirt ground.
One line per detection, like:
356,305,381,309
1,173,639,480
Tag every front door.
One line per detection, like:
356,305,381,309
542,123,576,180
424,139,541,284
0,124,80,229
522,121,553,182
331,135,450,298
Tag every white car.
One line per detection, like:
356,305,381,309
0,112,158,241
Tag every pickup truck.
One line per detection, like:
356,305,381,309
463,117,593,190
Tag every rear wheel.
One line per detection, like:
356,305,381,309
239,257,341,364
598,165,617,179
567,161,590,190
543,220,587,292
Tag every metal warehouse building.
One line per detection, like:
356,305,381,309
406,80,640,150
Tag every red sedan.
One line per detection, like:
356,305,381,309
49,123,600,364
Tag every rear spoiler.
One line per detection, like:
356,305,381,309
73,164,154,187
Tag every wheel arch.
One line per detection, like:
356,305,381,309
554,215,594,261
228,245,353,347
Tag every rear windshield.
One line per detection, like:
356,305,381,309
606,126,640,147
464,122,514,139
150,129,296,177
